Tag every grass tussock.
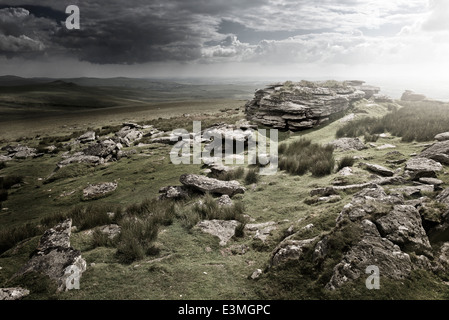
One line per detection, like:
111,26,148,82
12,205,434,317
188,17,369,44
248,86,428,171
244,168,260,185
337,156,355,172
215,166,245,181
278,138,334,177
337,101,449,142
192,193,245,222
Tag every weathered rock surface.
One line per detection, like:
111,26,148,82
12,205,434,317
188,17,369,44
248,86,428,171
404,157,443,180
158,185,190,200
245,80,366,130
271,237,318,267
434,132,449,142
77,131,96,143
57,154,103,168
326,219,413,290
195,220,240,246
15,219,86,292
115,126,143,147
97,224,121,240
330,138,367,151
0,287,30,300
401,90,426,101
363,163,394,177
376,205,432,256
82,182,117,200
419,177,443,186
180,174,245,196
420,141,449,164
216,194,233,207
2,145,37,159
389,185,434,197
246,221,277,242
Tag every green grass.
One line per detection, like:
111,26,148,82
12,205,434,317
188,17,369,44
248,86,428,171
337,100,449,142
278,138,335,177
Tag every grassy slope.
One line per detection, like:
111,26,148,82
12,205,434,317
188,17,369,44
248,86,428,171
2,97,449,300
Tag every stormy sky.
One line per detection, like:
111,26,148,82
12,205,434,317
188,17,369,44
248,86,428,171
0,0,448,85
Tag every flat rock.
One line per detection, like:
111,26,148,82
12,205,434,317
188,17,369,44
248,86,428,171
376,144,396,150
57,154,103,168
364,163,394,177
389,185,434,197
195,220,239,246
77,131,96,143
330,138,367,151
0,287,30,300
82,182,117,200
180,174,245,196
419,177,443,186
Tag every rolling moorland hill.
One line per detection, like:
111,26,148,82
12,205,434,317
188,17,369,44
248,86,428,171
1,79,449,301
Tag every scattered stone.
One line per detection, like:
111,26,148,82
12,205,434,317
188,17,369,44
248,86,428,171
376,144,396,150
115,126,143,147
338,167,353,176
97,224,121,240
14,219,86,292
82,182,117,200
419,177,444,186
250,269,263,280
245,80,365,130
246,221,277,242
363,163,394,177
0,155,12,161
158,185,190,200
420,140,449,164
0,287,30,300
57,154,103,168
216,195,233,207
389,185,434,197
195,220,239,246
330,138,367,151
405,157,443,180
4,145,37,159
180,174,245,197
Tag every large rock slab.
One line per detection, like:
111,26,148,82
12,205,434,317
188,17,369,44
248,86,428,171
195,220,239,246
434,132,449,142
420,141,449,164
82,182,118,200
180,174,245,196
405,157,443,180
15,219,86,292
245,80,365,130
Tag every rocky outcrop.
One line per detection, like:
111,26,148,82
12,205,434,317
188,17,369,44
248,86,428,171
1,145,37,159
401,90,426,101
14,219,86,292
245,80,366,130
420,141,449,164
57,153,103,168
330,138,367,151
82,182,118,200
0,287,30,300
180,174,245,196
195,220,240,246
